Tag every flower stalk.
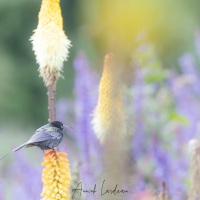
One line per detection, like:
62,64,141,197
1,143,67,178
47,84,56,122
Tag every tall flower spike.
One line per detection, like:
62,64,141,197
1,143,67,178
92,54,129,199
30,0,71,86
92,53,125,143
41,150,71,200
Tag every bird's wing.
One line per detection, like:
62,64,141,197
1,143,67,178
27,127,62,144
46,129,63,139
34,124,49,134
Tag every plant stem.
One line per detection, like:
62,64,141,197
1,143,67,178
47,80,56,122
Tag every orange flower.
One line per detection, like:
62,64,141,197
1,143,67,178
41,150,71,200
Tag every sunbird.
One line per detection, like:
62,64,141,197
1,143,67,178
0,121,71,160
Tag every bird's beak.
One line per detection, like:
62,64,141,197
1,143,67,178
63,125,73,137
64,125,73,129
63,125,75,142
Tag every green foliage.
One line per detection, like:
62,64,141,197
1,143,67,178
169,112,188,125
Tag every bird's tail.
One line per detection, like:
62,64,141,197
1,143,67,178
0,152,12,160
0,143,27,161
13,143,27,152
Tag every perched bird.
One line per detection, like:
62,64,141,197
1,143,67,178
0,121,70,160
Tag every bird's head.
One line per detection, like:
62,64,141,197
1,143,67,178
50,121,72,131
50,121,64,130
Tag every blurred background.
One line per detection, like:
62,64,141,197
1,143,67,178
0,0,200,199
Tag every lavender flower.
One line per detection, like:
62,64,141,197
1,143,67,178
73,51,100,200
131,40,189,199
9,152,42,200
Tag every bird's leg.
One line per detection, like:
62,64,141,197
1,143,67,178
52,148,59,161
53,148,57,157
53,147,59,152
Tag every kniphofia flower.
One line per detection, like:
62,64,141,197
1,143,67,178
41,150,71,200
30,0,71,86
92,53,125,143
73,52,99,200
92,54,129,198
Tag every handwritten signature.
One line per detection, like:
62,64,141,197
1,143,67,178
72,180,128,199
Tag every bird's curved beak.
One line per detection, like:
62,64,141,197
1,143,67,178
64,125,73,129
63,125,75,141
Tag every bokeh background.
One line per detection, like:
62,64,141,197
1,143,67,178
1,0,200,199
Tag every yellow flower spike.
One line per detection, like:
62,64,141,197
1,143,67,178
41,150,71,200
52,193,56,198
47,168,55,175
56,194,61,199
57,171,61,176
54,187,59,193
59,178,64,183
53,181,57,187
30,0,71,86
92,54,130,188
92,53,125,143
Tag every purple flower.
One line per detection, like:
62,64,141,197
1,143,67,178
73,51,101,200
9,152,42,200
132,68,145,158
